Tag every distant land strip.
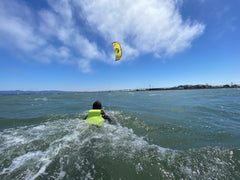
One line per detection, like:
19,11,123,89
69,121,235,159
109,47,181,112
0,84,240,95
133,84,240,92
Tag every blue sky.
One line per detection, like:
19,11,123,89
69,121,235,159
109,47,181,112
0,0,239,91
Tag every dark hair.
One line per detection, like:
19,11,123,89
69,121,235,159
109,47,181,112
92,101,102,109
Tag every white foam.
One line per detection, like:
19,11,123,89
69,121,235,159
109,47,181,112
34,97,48,101
149,93,157,96
0,151,43,175
0,116,171,179
32,124,46,130
1,133,28,149
29,158,52,180
136,162,143,174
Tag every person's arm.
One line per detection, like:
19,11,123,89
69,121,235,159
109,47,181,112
101,113,117,125
83,115,88,120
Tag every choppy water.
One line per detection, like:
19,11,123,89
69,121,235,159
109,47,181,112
0,89,240,179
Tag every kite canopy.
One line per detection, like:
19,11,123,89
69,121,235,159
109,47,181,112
112,42,122,61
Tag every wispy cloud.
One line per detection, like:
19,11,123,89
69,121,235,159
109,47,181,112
0,1,45,53
0,0,204,72
77,0,205,57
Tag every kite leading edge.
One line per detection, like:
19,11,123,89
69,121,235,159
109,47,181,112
112,42,122,61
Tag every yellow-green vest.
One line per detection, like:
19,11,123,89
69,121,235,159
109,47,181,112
85,110,105,126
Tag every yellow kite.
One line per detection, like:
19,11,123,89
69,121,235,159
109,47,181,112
112,42,122,61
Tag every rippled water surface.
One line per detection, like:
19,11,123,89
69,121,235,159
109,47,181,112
0,89,240,179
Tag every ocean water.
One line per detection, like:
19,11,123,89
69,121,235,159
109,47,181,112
0,88,240,179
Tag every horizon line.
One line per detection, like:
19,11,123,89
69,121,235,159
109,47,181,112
0,83,239,93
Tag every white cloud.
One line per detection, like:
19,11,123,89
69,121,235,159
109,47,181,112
0,1,45,52
38,0,105,66
78,59,91,73
0,0,204,72
77,0,205,58
47,0,73,22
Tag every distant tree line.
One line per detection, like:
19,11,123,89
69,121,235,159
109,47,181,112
134,84,240,91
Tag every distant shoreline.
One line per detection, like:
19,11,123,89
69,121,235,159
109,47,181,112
132,84,240,92
0,84,239,95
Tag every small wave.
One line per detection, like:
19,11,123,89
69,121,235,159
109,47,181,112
34,97,48,102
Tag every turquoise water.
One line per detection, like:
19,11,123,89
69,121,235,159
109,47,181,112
0,89,240,179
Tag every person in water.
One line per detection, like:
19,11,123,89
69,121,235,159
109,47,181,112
84,101,116,126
